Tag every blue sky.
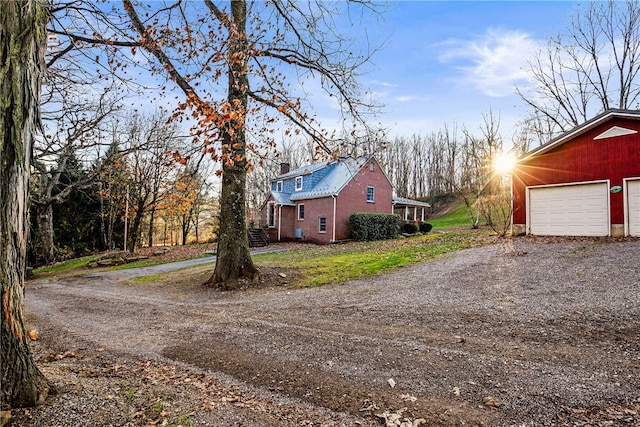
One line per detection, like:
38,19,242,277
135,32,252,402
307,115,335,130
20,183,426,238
120,1,581,149
346,1,581,144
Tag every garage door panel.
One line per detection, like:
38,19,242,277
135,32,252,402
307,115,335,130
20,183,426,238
628,180,640,237
529,183,609,236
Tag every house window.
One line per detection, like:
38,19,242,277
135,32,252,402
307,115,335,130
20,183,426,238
295,176,303,191
267,203,275,227
366,186,375,202
297,204,305,220
318,216,327,233
276,180,283,192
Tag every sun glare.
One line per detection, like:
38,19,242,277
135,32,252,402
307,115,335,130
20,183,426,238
493,151,517,174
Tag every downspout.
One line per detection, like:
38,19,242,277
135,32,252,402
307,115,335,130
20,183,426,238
332,195,337,243
277,205,282,241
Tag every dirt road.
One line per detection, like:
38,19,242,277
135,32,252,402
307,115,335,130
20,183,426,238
15,238,640,426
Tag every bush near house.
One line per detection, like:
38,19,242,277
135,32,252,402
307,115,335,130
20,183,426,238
419,222,433,233
349,213,400,241
403,222,419,234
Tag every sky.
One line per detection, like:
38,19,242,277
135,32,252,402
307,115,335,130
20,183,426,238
116,1,583,151
335,1,582,145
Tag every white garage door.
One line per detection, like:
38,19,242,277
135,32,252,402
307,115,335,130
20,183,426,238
627,180,640,237
529,183,609,236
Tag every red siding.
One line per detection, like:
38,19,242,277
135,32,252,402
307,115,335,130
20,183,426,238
260,157,394,244
296,158,393,243
295,197,335,243
334,158,393,240
512,117,640,226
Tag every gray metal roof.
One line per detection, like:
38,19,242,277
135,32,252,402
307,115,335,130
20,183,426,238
270,191,295,206
392,196,431,208
289,157,368,200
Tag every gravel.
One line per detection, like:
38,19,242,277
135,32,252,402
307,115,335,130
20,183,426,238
10,236,640,426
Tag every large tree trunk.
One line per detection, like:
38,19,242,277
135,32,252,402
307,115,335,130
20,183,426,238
1,0,50,408
205,0,259,290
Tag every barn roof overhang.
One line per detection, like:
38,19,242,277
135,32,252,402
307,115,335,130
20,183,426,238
521,109,640,161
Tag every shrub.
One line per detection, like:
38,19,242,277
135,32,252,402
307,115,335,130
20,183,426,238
403,222,419,234
473,194,513,237
419,222,433,233
349,213,400,241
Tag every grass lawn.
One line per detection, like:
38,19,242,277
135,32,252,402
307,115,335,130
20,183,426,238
427,199,476,229
255,230,493,287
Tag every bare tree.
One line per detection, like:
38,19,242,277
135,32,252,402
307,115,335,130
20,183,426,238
118,112,192,252
518,0,640,140
32,74,122,263
246,138,314,225
50,0,383,289
1,0,51,408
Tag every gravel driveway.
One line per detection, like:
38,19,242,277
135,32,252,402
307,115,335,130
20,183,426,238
15,237,640,426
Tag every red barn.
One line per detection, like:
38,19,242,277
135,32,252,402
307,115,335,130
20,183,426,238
512,109,640,237
260,155,430,244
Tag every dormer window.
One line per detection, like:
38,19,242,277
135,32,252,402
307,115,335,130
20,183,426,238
295,176,303,191
276,180,283,192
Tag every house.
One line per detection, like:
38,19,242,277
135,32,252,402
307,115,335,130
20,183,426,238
511,109,640,237
260,156,431,244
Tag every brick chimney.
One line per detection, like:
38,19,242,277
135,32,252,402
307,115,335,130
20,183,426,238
280,162,290,174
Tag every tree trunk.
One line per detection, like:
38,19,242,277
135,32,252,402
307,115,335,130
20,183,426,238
1,0,50,408
205,0,260,290
147,206,156,247
129,200,146,253
35,202,56,264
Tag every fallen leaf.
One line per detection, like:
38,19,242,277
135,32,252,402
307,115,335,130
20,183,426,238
401,393,417,402
483,396,503,408
388,378,396,388
28,330,39,341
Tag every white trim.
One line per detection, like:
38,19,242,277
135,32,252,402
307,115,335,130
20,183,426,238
318,216,327,233
294,176,303,191
523,110,640,160
594,126,637,140
267,202,276,228
297,203,305,220
277,205,282,241
366,186,375,203
276,180,283,192
332,195,337,242
624,177,640,236
526,180,610,236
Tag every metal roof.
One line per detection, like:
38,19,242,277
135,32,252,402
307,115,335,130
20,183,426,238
392,196,431,208
270,191,295,206
289,157,369,200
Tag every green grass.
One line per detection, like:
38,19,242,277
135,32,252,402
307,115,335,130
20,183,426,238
33,256,99,275
256,231,492,288
428,198,476,229
33,251,213,278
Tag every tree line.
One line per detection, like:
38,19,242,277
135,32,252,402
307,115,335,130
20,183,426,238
30,110,218,266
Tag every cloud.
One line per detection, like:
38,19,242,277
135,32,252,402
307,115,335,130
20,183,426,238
395,95,415,103
437,28,540,97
